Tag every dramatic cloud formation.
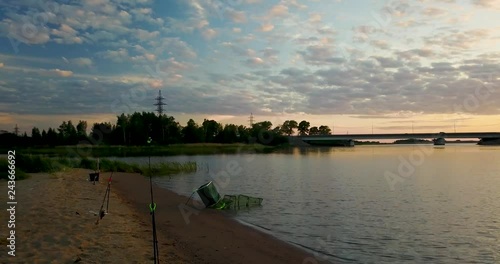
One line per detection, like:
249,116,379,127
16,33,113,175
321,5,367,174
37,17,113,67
0,0,499,133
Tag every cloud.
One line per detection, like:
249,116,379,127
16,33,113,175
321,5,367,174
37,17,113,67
370,40,390,49
1,0,500,126
372,56,402,68
225,10,247,23
260,23,274,32
202,28,217,40
100,48,129,62
72,58,93,67
421,7,446,16
298,44,344,65
425,29,490,51
148,79,163,88
472,0,500,8
396,49,435,60
268,4,289,18
245,57,265,66
51,24,83,44
134,29,160,41
309,13,322,23
150,37,197,59
51,69,74,77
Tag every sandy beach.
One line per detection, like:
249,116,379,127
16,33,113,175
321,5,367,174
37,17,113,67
0,169,326,264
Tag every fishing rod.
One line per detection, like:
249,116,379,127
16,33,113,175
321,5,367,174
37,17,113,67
147,136,159,264
95,171,113,225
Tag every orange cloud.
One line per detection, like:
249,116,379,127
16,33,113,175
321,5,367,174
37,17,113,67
51,69,73,77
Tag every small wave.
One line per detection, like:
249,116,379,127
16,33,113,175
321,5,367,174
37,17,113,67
288,241,358,262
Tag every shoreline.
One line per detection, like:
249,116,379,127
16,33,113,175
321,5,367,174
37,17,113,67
0,167,327,263
111,171,328,264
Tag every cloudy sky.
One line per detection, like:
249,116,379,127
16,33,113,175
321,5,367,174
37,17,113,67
0,0,499,135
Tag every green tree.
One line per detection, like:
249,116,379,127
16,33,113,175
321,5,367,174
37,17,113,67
217,124,239,143
297,120,310,135
318,125,332,135
31,127,42,145
57,120,78,144
76,120,87,142
76,120,88,138
202,119,222,143
46,128,58,146
280,120,298,136
237,125,250,143
41,129,47,144
90,122,113,145
181,119,203,143
272,126,281,134
164,115,181,144
309,126,319,135
66,121,78,144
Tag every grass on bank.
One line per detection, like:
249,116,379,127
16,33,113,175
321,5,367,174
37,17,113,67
0,154,197,180
1,143,280,158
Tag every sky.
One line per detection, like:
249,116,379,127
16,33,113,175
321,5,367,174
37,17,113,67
0,0,499,135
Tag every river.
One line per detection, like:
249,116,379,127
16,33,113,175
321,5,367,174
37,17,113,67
115,144,500,263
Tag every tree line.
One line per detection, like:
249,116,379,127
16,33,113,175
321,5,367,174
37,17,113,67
0,112,332,147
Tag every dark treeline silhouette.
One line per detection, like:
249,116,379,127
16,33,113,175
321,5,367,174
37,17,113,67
0,112,332,147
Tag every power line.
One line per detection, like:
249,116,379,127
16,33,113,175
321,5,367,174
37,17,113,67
249,113,254,127
154,90,166,116
154,90,167,142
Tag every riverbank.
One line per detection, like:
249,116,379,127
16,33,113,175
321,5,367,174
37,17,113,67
1,143,280,157
0,169,325,263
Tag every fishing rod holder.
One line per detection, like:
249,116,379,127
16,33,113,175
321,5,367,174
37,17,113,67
89,172,99,183
89,158,100,184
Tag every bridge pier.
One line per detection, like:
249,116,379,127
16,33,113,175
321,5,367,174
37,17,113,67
478,138,500,145
433,138,445,145
348,139,355,147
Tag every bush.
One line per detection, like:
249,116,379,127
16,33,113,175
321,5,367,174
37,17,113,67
0,155,198,180
79,157,96,170
0,158,29,180
16,154,59,173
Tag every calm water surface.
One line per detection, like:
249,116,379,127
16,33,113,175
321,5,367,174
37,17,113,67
116,144,500,263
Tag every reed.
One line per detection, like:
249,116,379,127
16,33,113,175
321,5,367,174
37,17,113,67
140,161,198,177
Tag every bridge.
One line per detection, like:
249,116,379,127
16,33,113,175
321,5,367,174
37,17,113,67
294,132,500,146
